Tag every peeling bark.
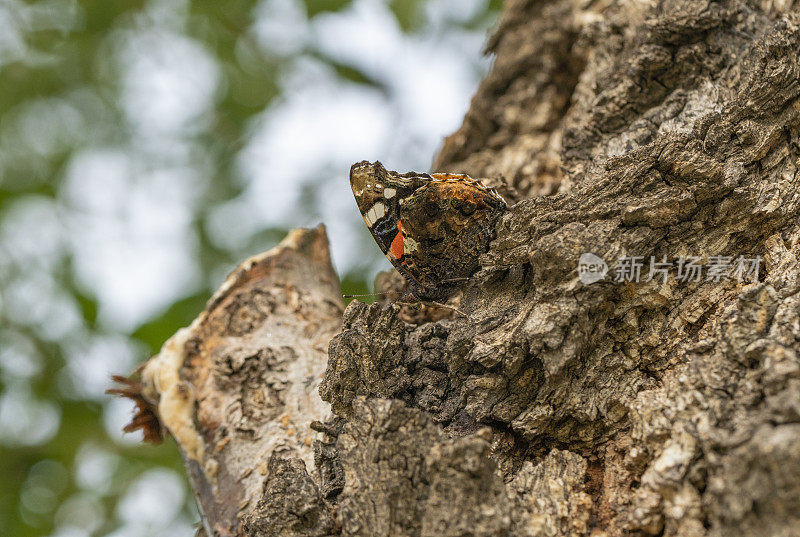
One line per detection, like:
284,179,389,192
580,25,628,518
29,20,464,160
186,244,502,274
115,226,342,536
115,0,800,536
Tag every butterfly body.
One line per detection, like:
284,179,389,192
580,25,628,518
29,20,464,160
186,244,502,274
350,160,506,301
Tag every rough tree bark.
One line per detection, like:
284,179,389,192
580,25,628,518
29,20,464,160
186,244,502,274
115,0,800,535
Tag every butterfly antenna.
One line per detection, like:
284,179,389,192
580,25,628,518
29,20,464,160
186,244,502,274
342,292,386,299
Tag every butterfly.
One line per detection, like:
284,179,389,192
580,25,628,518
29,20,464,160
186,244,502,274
350,161,506,301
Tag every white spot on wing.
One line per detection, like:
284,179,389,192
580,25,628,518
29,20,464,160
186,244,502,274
384,187,396,199
403,234,420,253
363,202,386,227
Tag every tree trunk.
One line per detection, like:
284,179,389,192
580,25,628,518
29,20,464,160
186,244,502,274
117,0,800,535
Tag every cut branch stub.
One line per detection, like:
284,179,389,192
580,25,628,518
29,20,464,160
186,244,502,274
115,225,343,536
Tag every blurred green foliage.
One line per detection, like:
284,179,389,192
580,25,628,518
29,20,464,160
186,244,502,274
0,0,500,535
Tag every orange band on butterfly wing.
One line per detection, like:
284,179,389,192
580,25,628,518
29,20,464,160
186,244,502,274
390,221,405,260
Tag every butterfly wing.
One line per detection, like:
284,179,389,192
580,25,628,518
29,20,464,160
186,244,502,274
398,178,506,299
350,161,428,288
350,161,506,300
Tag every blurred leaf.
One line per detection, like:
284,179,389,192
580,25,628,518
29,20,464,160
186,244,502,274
389,0,426,32
303,0,351,18
0,64,63,113
72,289,99,329
131,293,211,355
244,226,292,255
340,271,373,305
189,0,257,34
79,0,146,33
308,51,379,86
